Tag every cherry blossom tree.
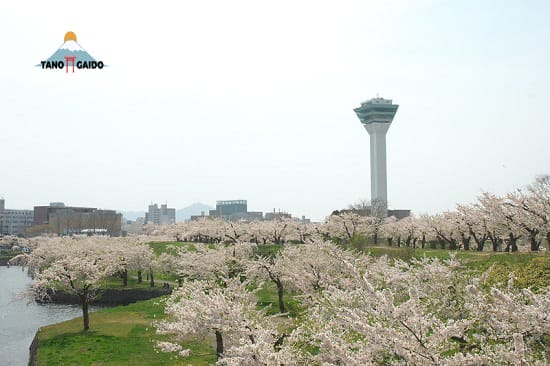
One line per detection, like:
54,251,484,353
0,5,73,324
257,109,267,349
156,278,264,360
477,192,523,252
381,215,400,246
130,242,154,283
457,204,490,251
13,236,119,331
246,253,290,313
322,212,376,246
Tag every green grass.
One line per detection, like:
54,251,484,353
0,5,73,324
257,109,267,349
253,244,283,258
102,276,154,289
147,242,196,256
102,270,180,289
37,297,217,366
255,282,302,317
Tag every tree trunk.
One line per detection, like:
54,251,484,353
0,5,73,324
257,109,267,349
475,237,485,251
149,271,155,287
421,234,426,249
81,296,90,331
215,330,224,360
122,269,128,286
527,229,540,251
276,279,286,313
137,270,142,283
449,239,457,250
489,236,499,252
438,237,446,250
530,235,540,251
507,233,519,252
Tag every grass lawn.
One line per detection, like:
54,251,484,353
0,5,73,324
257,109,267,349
36,283,301,366
147,242,196,256
37,297,216,366
255,281,302,318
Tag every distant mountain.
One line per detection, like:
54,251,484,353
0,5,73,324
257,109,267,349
176,203,212,222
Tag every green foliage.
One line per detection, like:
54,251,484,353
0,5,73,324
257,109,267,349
147,242,195,256
253,244,283,258
349,234,369,251
366,246,419,261
102,276,153,289
0,250,21,261
481,256,550,292
255,282,302,317
37,297,216,366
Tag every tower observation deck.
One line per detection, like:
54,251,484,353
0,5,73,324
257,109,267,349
353,97,399,216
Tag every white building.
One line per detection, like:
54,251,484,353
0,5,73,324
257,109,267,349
145,203,176,225
0,199,34,235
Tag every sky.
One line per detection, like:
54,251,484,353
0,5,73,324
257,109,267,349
0,0,549,221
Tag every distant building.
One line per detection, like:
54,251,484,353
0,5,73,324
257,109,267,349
190,211,207,221
387,209,411,220
294,216,311,224
214,200,247,218
0,198,34,236
206,200,268,221
209,200,246,220
123,217,145,234
32,202,122,236
264,210,292,221
145,203,176,225
332,207,410,220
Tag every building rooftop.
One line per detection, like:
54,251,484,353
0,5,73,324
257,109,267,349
216,200,247,206
361,97,393,105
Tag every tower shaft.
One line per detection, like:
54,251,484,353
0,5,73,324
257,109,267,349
366,123,389,212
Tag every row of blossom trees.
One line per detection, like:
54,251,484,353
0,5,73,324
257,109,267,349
142,175,549,252
146,216,318,245
381,176,550,252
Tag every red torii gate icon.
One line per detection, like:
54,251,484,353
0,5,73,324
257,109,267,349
64,56,76,73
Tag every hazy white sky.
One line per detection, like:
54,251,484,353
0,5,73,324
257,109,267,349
1,0,549,220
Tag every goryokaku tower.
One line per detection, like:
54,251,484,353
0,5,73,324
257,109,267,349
353,97,399,215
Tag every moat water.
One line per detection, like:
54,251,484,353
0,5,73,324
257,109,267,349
0,266,93,366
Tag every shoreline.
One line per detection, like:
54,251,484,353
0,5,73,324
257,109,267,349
28,287,171,365
41,287,172,306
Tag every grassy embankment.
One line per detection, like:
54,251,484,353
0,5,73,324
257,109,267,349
37,297,216,365
36,244,549,365
0,249,22,263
